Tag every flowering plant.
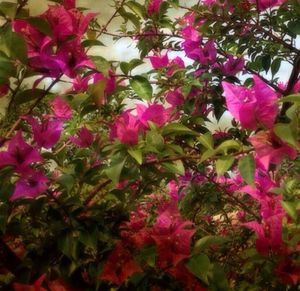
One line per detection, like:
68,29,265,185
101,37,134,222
0,0,299,290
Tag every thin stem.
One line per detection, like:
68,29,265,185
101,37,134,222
5,74,62,138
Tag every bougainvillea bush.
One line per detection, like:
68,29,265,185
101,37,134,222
0,0,300,289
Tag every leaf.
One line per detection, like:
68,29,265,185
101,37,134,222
0,203,8,233
261,55,271,73
279,94,300,103
238,154,255,185
27,17,52,36
282,201,298,221
194,235,229,253
81,39,105,47
215,156,234,176
58,233,78,259
162,160,185,175
6,30,28,64
198,132,214,149
187,254,211,284
130,76,152,101
215,140,241,154
128,148,143,165
162,123,198,136
57,174,75,192
0,2,17,19
90,56,110,74
91,79,107,106
271,58,281,76
274,122,298,148
15,88,47,105
126,1,146,18
288,20,300,35
105,158,126,184
200,149,215,163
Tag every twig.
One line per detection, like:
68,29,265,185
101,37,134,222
84,179,111,206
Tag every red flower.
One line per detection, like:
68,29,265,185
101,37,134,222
100,242,142,285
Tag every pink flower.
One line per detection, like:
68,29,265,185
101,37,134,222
24,116,63,149
136,103,172,129
148,0,162,15
249,130,297,171
100,242,142,285
110,111,141,145
166,56,185,77
152,203,195,268
0,84,9,97
50,96,72,120
222,76,278,129
249,0,287,11
219,55,245,76
0,131,42,174
244,204,284,255
166,89,185,107
69,127,94,148
149,53,169,69
181,26,201,42
63,0,75,9
11,171,48,201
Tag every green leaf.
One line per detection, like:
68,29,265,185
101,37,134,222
282,201,298,221
279,94,300,103
216,140,241,154
162,160,185,175
274,122,298,148
90,56,110,74
81,39,105,47
187,254,211,284
271,58,281,76
288,20,300,35
27,17,52,36
261,55,271,73
0,203,8,233
215,156,234,176
128,148,143,165
15,88,48,105
198,132,214,149
58,233,78,259
57,174,75,192
194,235,229,253
4,29,28,64
126,1,146,19
0,2,17,19
105,158,126,184
238,154,255,185
130,76,152,101
162,123,197,136
200,149,215,163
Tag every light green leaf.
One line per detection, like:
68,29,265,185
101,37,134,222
274,122,298,148
187,254,211,284
198,132,214,149
105,158,126,184
216,140,241,154
162,160,185,175
238,154,255,185
194,235,229,253
279,94,300,103
282,201,298,221
126,1,146,18
215,156,234,176
128,148,143,165
130,76,152,101
162,123,198,136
